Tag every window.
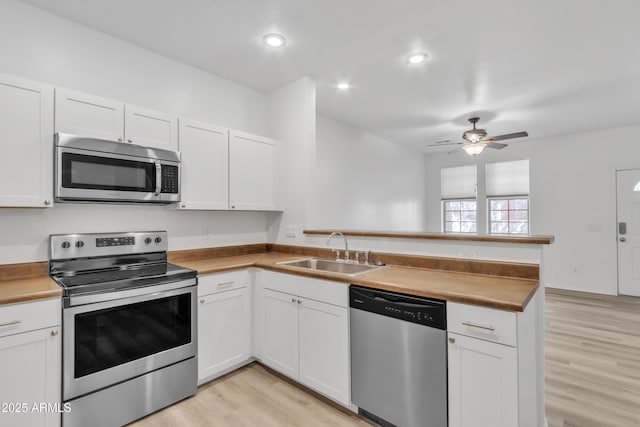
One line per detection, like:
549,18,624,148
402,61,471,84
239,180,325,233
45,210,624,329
489,198,529,234
486,160,530,235
443,200,477,232
441,165,477,233
440,165,478,233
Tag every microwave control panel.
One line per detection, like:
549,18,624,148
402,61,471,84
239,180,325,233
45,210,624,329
161,165,179,194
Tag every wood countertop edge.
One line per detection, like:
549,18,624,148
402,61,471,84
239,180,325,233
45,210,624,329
303,229,554,245
0,252,538,311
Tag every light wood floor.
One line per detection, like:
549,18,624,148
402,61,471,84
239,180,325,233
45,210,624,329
129,363,373,427
545,288,640,427
131,289,640,427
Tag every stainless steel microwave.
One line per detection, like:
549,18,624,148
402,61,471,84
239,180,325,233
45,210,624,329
55,133,181,204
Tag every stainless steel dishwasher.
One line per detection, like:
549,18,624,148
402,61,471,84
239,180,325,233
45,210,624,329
350,285,447,427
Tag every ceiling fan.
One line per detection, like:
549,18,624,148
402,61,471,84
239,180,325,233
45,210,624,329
428,117,528,155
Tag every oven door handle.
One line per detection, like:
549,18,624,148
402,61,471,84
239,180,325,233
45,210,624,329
65,278,197,308
154,162,162,196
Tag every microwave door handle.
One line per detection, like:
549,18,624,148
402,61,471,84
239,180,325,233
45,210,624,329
154,163,161,196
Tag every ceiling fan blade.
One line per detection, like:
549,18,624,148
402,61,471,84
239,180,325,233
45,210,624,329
427,142,463,147
486,142,508,149
483,131,528,142
447,146,463,155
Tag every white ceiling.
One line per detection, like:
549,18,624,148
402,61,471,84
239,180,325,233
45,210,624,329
20,0,640,153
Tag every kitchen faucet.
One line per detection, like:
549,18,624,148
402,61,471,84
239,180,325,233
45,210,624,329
326,232,349,262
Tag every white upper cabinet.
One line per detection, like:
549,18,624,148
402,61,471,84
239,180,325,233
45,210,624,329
55,88,124,141
229,130,280,211
124,104,178,150
55,88,178,150
0,74,54,207
178,119,229,210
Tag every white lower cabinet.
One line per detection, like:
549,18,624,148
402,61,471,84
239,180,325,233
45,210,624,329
257,271,350,406
0,299,61,427
447,290,542,427
197,270,252,384
447,332,518,427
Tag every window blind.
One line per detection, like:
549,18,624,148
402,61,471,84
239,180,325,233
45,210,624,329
441,165,477,199
485,159,529,197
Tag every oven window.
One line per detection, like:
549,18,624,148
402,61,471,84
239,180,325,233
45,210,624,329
62,153,155,192
74,294,191,378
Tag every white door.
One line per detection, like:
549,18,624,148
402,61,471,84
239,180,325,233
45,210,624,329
198,287,251,383
124,104,178,150
617,169,640,296
298,298,350,405
229,130,279,211
0,75,54,207
55,88,124,141
178,119,229,210
0,328,61,427
262,289,299,379
448,332,518,427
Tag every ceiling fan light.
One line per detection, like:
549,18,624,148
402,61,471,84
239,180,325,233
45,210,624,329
462,144,485,156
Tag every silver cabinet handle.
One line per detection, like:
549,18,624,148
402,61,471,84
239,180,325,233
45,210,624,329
44,200,51,206
51,330,59,336
127,138,133,143
181,204,186,208
297,299,302,304
462,321,496,331
291,298,296,303
217,281,235,287
117,137,123,142
0,320,21,327
448,337,455,344
154,163,161,196
199,299,205,304
620,237,627,242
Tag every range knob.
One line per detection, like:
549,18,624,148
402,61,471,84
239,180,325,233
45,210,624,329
75,241,84,248
61,241,71,249
144,237,152,245
155,237,162,244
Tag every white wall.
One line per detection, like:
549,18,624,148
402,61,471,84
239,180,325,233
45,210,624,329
266,77,317,244
424,124,640,295
0,0,272,263
312,115,426,231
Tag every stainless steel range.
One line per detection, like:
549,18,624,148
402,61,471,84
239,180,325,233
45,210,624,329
49,231,198,427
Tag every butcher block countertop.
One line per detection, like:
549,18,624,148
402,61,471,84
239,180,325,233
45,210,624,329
0,275,61,305
0,246,539,311
175,252,538,312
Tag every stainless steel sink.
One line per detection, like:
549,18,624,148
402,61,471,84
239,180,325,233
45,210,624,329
277,258,384,276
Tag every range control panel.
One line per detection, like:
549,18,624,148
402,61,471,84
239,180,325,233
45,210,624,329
50,231,168,260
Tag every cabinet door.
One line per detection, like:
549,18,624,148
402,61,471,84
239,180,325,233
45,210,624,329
198,287,251,383
0,327,61,427
229,130,279,211
448,332,518,427
298,298,350,405
0,75,54,207
55,88,124,141
124,104,178,150
261,289,298,378
178,119,229,210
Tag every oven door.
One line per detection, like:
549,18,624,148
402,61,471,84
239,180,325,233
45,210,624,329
62,281,197,401
56,146,179,203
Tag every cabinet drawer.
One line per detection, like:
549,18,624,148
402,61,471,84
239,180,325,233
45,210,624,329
447,302,517,347
0,298,61,339
198,269,249,296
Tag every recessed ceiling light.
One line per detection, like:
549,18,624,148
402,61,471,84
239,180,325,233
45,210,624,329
263,33,286,48
337,83,351,90
406,52,428,64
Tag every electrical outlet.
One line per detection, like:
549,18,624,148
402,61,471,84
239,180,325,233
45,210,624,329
285,225,297,238
462,250,478,259
203,225,211,240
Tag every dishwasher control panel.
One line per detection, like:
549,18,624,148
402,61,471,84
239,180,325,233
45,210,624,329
349,285,446,329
